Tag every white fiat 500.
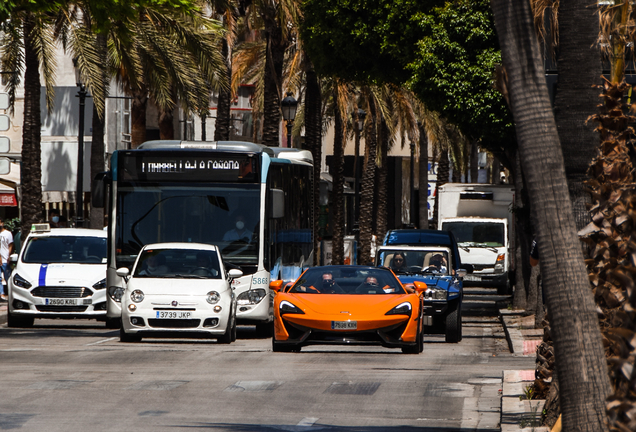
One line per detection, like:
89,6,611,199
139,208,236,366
118,243,242,343
7,225,107,327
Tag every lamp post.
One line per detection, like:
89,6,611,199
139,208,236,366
74,60,87,227
281,92,298,147
352,108,366,238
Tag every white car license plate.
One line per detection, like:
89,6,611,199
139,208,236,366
156,311,192,319
45,298,78,306
331,321,357,330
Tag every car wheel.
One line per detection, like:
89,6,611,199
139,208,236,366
255,322,273,338
401,325,423,354
218,317,234,344
445,303,462,343
272,336,298,352
106,317,121,329
7,312,34,328
119,326,141,342
497,278,511,296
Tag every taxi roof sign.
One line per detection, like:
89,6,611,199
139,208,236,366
31,223,51,233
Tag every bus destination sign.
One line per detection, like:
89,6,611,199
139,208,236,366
121,152,258,182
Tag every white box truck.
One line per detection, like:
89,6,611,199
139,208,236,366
437,183,514,294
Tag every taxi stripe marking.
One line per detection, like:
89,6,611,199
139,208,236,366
38,264,48,286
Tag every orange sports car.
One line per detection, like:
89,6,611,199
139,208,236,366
270,266,427,354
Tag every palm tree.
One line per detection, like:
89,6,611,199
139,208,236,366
491,0,612,429
1,10,57,241
357,88,378,265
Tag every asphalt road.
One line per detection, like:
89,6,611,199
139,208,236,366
0,287,535,432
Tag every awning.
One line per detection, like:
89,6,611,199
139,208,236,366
0,162,20,206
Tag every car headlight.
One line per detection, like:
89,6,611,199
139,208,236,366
386,301,412,316
93,278,106,290
206,291,221,304
237,288,267,305
424,288,448,300
130,290,144,303
279,300,305,316
13,273,32,289
108,286,124,302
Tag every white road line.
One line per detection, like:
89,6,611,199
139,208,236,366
86,337,117,346
297,417,318,427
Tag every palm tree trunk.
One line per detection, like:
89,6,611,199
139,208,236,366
304,63,322,265
553,0,600,231
375,118,388,238
418,123,429,229
432,148,449,228
490,0,611,429
261,25,286,147
358,98,377,265
159,108,174,139
214,38,232,141
89,33,107,230
131,90,147,149
20,13,44,241
331,88,345,265
470,140,479,183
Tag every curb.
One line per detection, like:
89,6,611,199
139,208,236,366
0,304,7,325
499,310,550,431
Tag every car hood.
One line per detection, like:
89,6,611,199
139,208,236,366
396,275,451,290
16,263,106,286
281,293,413,316
127,277,230,294
456,246,505,265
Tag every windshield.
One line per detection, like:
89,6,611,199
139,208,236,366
442,222,505,247
133,248,222,279
23,236,106,264
116,183,260,269
289,267,406,294
377,250,450,275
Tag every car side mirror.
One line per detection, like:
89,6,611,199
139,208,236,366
413,281,428,293
228,268,243,280
269,280,284,292
116,267,130,280
9,253,18,263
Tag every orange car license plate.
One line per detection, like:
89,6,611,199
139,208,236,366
331,321,357,330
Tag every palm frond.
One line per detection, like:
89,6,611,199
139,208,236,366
29,15,57,113
0,15,25,114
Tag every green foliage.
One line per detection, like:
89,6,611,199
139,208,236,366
406,0,514,147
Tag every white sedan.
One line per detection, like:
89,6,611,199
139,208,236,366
118,243,242,343
8,226,107,327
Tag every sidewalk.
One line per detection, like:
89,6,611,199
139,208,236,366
500,309,550,432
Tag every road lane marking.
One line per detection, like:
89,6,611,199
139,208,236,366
86,337,117,346
297,418,318,427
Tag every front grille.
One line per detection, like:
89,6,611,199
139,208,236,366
31,286,93,298
148,319,201,329
471,265,493,271
36,305,88,313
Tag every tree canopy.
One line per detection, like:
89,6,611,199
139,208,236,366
301,0,515,153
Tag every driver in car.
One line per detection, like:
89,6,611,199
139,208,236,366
319,272,344,294
223,214,253,243
425,254,448,274
190,252,218,277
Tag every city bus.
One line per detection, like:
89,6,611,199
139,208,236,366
93,141,314,333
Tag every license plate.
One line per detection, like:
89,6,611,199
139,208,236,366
331,321,357,330
45,298,78,306
463,275,480,281
156,311,192,319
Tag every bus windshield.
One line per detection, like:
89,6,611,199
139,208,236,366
115,183,260,268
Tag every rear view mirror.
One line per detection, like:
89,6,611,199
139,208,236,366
270,188,284,219
413,281,428,293
116,267,130,279
269,280,284,292
9,253,18,263
228,268,243,280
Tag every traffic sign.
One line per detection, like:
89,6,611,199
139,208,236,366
0,115,8,131
0,158,10,175
0,93,8,110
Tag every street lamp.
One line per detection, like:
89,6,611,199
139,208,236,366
73,59,87,227
281,92,298,147
352,108,366,238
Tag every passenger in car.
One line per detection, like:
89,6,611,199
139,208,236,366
139,254,169,276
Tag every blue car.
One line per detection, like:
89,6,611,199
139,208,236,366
375,229,472,343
